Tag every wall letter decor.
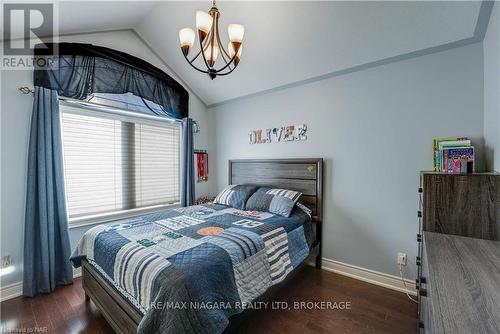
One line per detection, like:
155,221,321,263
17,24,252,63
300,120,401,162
249,124,307,144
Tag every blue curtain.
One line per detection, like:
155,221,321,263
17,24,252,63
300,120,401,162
181,118,195,206
23,87,73,296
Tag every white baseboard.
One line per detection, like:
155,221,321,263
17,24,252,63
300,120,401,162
318,258,417,296
0,282,23,302
0,267,82,302
1,259,417,302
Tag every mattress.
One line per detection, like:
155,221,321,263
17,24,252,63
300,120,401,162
71,203,315,334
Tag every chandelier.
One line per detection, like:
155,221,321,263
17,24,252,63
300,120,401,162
178,0,244,80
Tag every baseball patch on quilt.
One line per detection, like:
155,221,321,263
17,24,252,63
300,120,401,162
197,226,225,236
214,184,259,209
245,187,302,217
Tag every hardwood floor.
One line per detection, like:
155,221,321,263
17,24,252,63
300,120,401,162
0,267,417,334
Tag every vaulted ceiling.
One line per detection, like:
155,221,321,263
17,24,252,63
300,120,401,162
4,1,488,106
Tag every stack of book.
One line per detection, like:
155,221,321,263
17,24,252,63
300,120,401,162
433,137,475,173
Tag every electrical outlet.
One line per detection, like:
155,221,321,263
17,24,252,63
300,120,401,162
2,255,12,268
397,252,407,266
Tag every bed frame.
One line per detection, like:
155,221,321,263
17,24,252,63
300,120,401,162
82,158,323,334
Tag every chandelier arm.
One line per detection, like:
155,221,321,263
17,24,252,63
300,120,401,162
217,36,231,65
198,19,213,69
189,32,212,63
213,13,231,66
199,13,219,69
214,53,239,73
209,13,217,66
215,20,232,61
216,63,238,76
199,36,211,69
215,32,232,68
183,54,210,74
189,50,202,63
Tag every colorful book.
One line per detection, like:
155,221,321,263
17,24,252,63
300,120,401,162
439,140,471,172
433,137,469,172
434,137,456,171
443,146,475,174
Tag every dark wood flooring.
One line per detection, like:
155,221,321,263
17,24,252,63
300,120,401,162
0,267,417,334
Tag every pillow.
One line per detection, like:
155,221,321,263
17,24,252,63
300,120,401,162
214,184,259,209
245,187,302,217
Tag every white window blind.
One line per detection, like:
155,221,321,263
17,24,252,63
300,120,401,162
60,105,180,221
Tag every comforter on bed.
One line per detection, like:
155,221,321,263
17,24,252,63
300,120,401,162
71,203,314,334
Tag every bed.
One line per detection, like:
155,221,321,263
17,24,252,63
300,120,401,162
72,158,323,334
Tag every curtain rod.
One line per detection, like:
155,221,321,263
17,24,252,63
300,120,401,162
18,86,180,124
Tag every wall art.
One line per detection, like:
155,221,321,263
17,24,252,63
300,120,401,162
249,124,307,144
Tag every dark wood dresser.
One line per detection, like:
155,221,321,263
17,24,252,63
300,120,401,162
417,172,500,333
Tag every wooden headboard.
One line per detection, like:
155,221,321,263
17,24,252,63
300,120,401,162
228,158,323,222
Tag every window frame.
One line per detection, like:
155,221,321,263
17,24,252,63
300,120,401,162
59,98,182,229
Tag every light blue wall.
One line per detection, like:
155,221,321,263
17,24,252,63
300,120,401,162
484,2,500,172
0,30,215,288
212,43,485,279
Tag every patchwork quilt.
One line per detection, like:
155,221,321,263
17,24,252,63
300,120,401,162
71,203,314,334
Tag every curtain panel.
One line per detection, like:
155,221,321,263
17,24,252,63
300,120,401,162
24,43,193,296
23,87,73,296
181,118,195,206
34,43,189,120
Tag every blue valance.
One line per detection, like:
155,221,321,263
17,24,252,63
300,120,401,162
34,43,189,119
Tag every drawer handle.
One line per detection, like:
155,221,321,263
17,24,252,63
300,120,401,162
419,321,424,328
419,289,427,297
417,234,422,242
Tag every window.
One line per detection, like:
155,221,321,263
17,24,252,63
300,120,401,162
60,103,180,225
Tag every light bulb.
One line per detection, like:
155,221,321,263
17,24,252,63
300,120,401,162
196,11,212,41
204,44,219,67
179,28,195,56
228,42,242,66
228,24,244,43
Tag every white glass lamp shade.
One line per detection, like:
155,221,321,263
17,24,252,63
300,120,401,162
196,10,212,37
228,24,244,43
228,42,242,58
179,28,195,55
228,42,242,66
203,44,219,67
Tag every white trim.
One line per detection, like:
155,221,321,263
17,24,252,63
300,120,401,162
316,257,417,296
0,268,82,302
68,203,181,229
60,99,181,126
0,282,23,302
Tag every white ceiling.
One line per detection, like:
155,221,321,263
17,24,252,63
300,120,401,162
1,2,158,38
4,1,484,106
